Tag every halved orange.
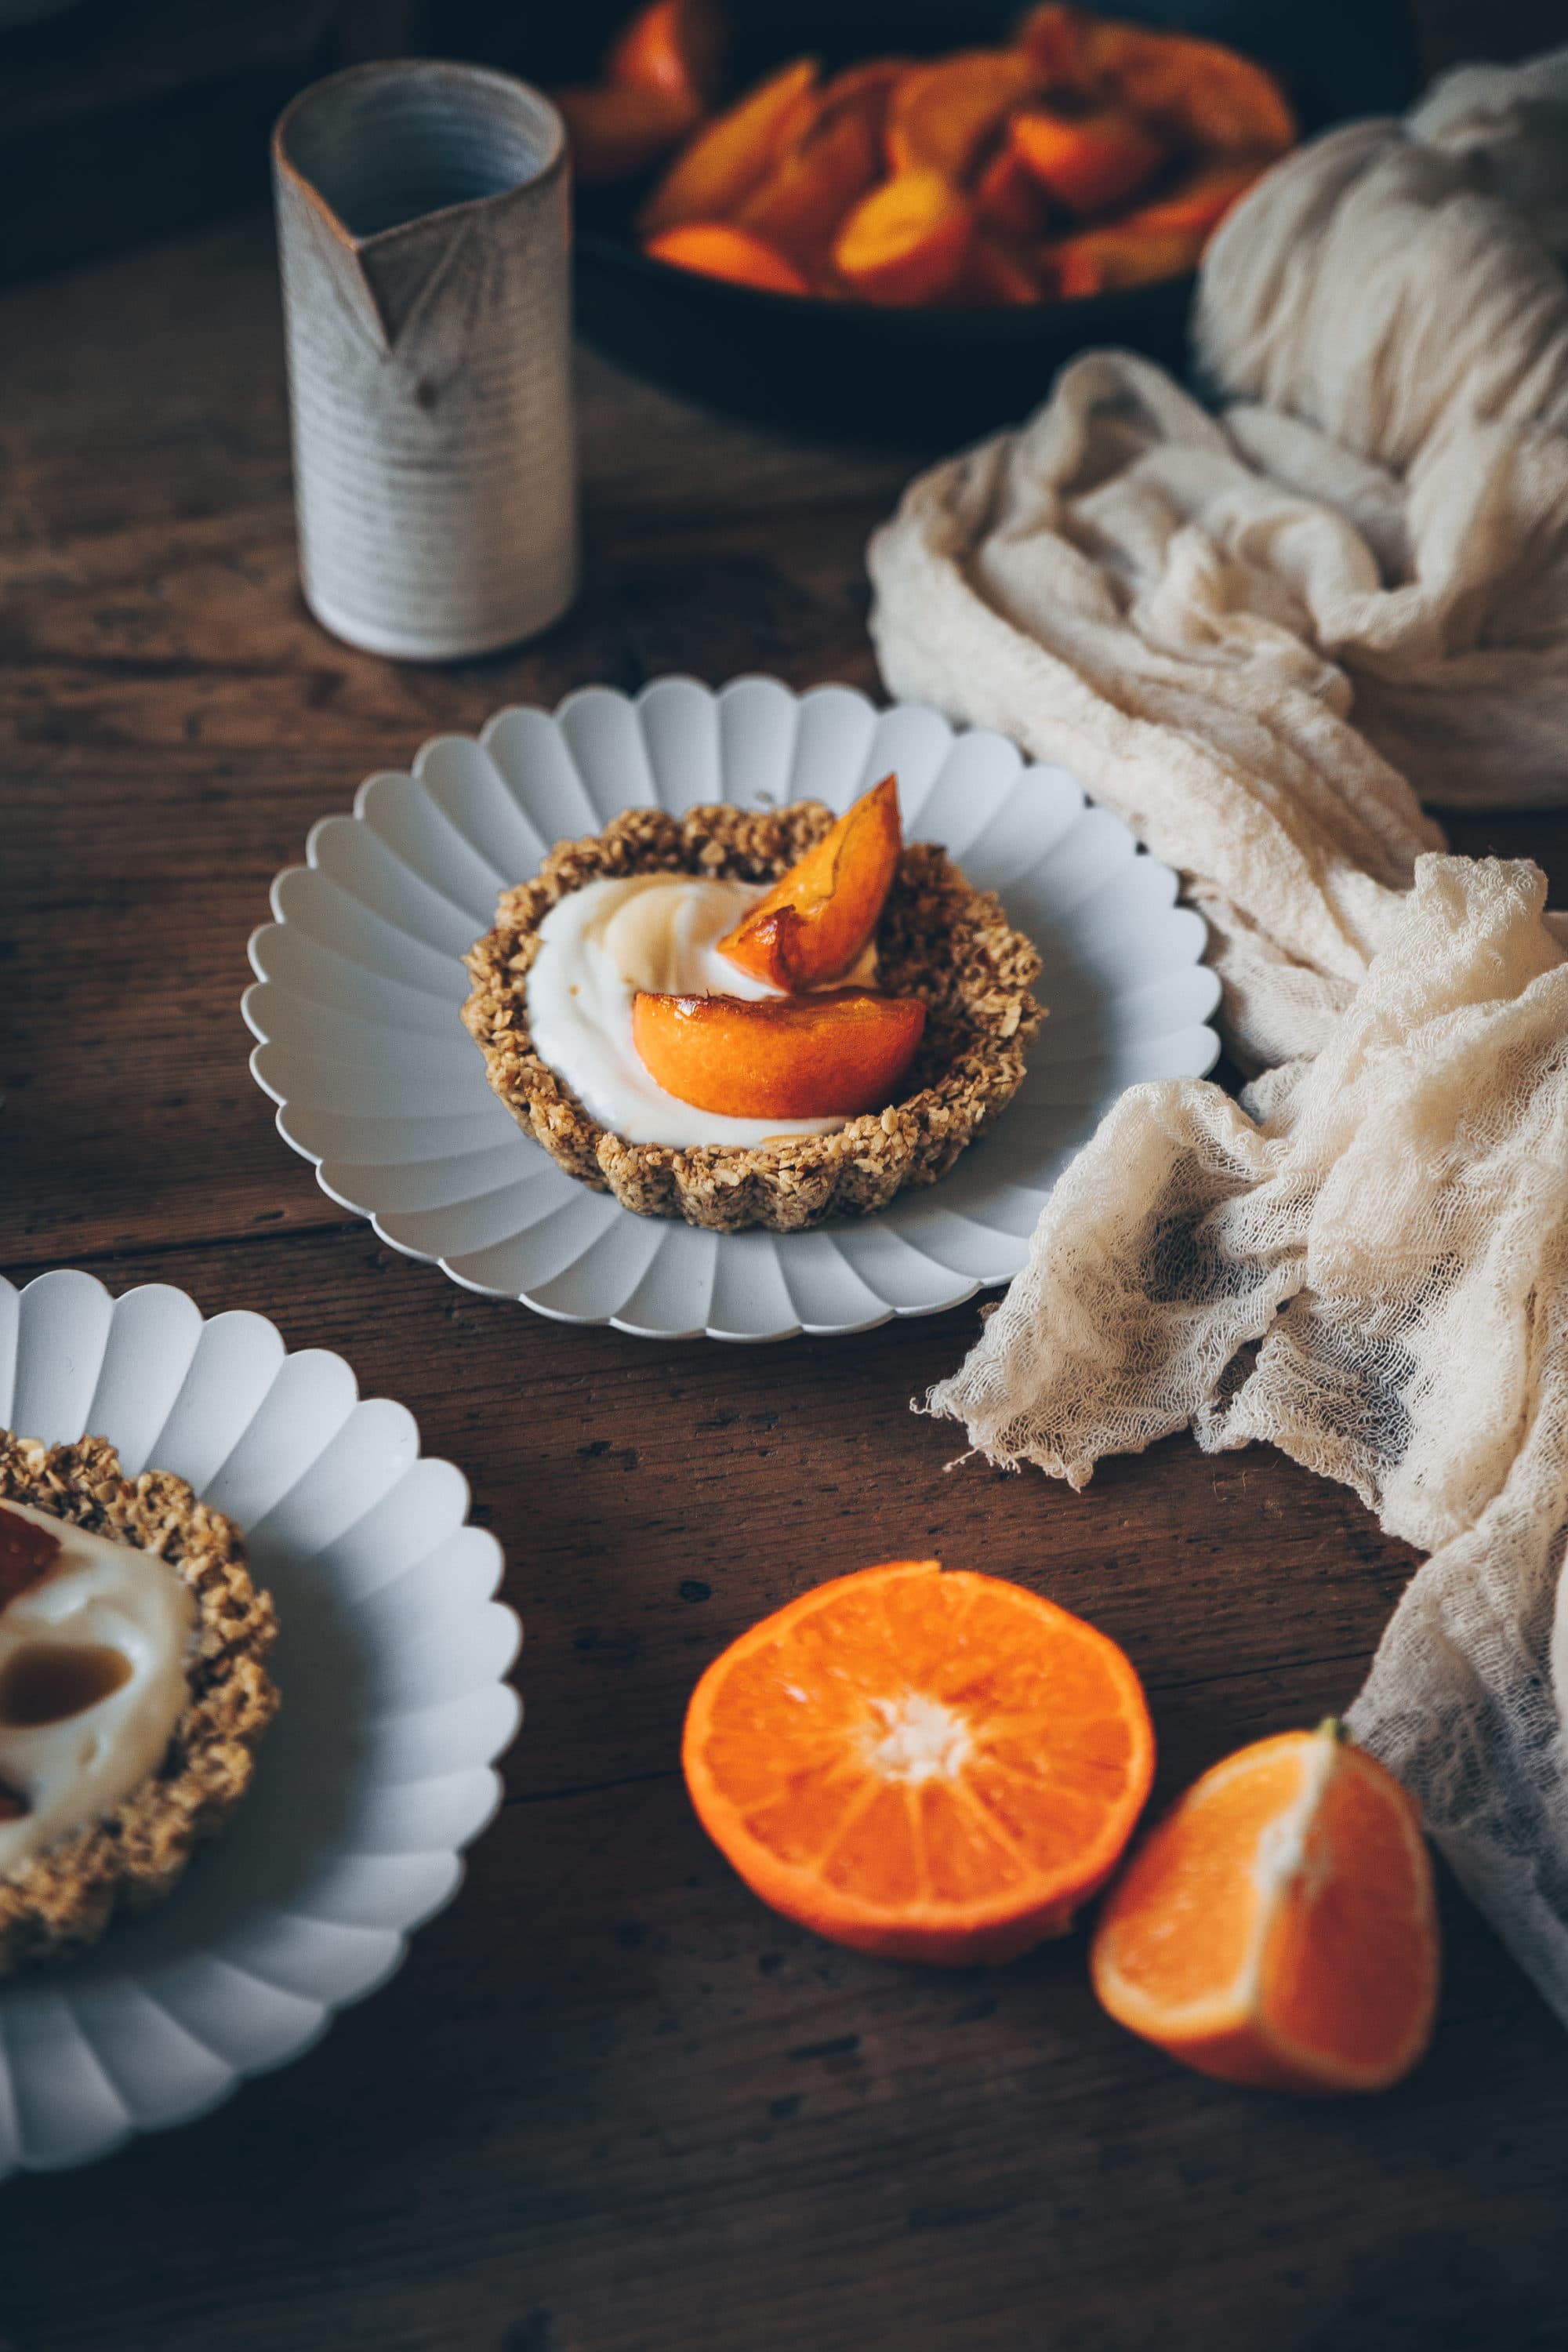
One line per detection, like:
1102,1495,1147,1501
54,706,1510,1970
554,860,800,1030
1091,1722,1440,2093
682,1559,1155,1965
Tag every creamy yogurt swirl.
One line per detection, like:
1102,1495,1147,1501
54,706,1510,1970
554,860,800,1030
525,874,862,1148
0,1501,195,1875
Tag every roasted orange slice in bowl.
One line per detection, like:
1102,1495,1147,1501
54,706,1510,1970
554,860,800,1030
683,1559,1155,1965
1091,1721,1440,2093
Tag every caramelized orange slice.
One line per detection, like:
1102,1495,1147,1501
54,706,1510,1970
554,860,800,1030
734,97,881,281
974,144,1056,240
639,57,820,235
645,222,811,295
1047,221,1203,297
718,774,902,990
1015,3,1102,87
833,170,974,304
684,1560,1156,1964
632,988,924,1120
962,234,1043,306
1010,106,1163,216
1096,27,1297,157
607,0,724,111
883,49,1042,182
1091,1722,1440,2093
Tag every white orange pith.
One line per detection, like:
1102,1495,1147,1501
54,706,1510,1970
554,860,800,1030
1090,1722,1440,2094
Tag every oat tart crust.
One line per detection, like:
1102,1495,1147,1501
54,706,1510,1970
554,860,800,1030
0,1432,279,1976
463,803,1044,1234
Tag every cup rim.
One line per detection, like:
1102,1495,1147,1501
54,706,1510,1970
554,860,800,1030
272,57,567,252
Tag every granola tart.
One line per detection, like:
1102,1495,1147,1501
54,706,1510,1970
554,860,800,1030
463,800,1044,1234
0,1432,278,1976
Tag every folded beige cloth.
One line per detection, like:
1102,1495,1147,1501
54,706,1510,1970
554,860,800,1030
868,51,1568,2020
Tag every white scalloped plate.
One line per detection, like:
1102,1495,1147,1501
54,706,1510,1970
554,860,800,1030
246,677,1220,1341
0,1269,519,2175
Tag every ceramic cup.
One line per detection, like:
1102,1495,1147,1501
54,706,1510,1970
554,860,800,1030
272,60,578,662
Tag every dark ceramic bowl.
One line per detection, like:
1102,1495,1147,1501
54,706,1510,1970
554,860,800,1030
566,0,1418,442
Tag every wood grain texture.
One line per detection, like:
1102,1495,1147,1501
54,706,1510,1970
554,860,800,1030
5,64,1568,2345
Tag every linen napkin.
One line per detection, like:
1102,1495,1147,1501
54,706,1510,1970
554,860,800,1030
866,49,1568,2021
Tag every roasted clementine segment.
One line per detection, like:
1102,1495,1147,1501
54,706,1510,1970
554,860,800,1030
608,0,724,111
718,773,902,990
1015,2,1101,87
632,989,925,1119
834,169,974,304
1010,106,1163,216
735,98,880,281
975,144,1056,240
640,57,820,234
684,1560,1156,1965
645,222,810,295
883,49,1043,182
1096,27,1296,156
1047,221,1203,297
1091,1722,1440,2094
962,234,1043,305
557,82,701,186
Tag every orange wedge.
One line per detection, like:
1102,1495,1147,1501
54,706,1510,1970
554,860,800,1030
645,223,811,296
1091,1722,1440,2094
718,772,902,990
632,988,925,1118
639,57,820,235
1010,105,1163,216
683,1560,1156,1965
608,0,724,112
883,49,1043,182
833,169,974,306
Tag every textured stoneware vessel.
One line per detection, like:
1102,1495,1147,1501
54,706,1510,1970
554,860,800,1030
273,61,578,662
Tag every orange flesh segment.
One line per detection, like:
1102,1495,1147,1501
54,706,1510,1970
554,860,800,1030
631,988,924,1119
833,170,973,305
1010,107,1163,217
964,234,1042,306
1048,223,1203,298
645,223,810,296
640,57,820,234
608,0,724,110
684,1561,1156,1965
718,774,902,989
884,49,1043,182
1091,1729,1439,2092
1262,1748,1437,2075
735,101,881,280
1098,27,1297,156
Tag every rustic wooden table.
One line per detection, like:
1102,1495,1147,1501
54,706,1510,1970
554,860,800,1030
5,192,1568,2352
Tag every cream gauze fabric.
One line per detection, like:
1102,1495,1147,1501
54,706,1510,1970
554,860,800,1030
866,51,1568,2022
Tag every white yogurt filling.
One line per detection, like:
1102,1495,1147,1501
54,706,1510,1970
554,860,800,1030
0,1501,196,1875
526,875,861,1149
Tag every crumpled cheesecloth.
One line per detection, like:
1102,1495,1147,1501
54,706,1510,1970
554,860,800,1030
866,46,1568,2022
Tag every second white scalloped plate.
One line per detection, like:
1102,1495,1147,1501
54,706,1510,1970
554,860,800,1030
0,1269,519,2175
246,677,1220,1342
